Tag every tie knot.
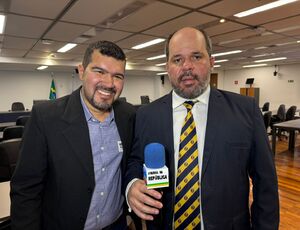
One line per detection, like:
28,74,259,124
183,101,195,111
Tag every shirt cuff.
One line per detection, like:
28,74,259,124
125,178,139,213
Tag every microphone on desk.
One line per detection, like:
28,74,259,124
143,143,169,189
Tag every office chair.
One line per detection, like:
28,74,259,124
140,95,150,104
0,138,22,182
270,104,286,126
118,97,127,102
261,102,270,112
263,111,272,131
16,115,30,127
280,106,297,139
2,126,24,141
285,106,297,121
11,102,25,111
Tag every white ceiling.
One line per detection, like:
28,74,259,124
0,0,300,74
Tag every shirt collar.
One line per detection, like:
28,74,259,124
172,85,210,109
80,90,115,123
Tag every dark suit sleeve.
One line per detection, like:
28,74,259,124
10,106,47,230
125,108,145,185
249,102,279,229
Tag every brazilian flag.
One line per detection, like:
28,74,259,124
49,79,56,100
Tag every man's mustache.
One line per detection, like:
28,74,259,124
179,70,198,81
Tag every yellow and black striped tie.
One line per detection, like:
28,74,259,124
174,101,200,230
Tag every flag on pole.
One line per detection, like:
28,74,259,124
49,79,56,100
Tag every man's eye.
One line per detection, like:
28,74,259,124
114,75,124,80
193,54,202,61
173,58,182,64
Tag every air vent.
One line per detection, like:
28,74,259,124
98,0,148,27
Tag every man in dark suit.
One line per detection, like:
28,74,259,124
10,41,136,230
125,27,279,229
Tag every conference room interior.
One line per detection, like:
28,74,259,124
1,0,300,229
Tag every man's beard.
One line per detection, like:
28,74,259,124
172,70,210,99
87,85,116,112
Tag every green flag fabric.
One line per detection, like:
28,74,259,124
49,79,56,100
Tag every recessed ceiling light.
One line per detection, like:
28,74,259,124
243,64,268,68
156,72,167,76
212,50,242,57
254,57,287,63
57,43,77,53
0,15,6,34
155,62,166,66
37,65,48,70
234,0,297,18
132,38,165,50
219,18,226,23
147,54,166,60
214,59,228,63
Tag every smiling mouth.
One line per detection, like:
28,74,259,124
97,89,114,96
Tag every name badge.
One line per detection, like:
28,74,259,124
117,141,123,153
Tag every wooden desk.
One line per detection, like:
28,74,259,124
272,119,300,154
0,182,10,219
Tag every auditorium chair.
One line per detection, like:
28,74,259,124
0,138,22,182
2,126,24,141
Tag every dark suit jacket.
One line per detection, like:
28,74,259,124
10,87,136,230
126,88,279,230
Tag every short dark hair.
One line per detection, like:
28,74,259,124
165,27,212,60
82,40,126,69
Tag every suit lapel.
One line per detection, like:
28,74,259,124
201,88,224,178
61,88,95,181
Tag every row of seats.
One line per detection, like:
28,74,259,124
0,115,30,183
263,103,298,138
118,95,150,104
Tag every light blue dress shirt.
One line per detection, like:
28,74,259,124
80,95,123,230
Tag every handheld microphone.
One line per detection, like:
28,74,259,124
143,143,169,189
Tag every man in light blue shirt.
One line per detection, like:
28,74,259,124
11,41,136,230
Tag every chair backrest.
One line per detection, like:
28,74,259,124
285,106,297,121
262,102,270,112
11,102,25,111
2,126,24,141
118,97,127,102
16,115,31,126
0,138,22,182
276,104,286,121
140,95,150,104
263,111,272,130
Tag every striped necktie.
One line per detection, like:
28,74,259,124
174,101,200,229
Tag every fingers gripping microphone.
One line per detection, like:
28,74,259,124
143,143,169,189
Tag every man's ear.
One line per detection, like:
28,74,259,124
77,64,85,80
210,56,215,68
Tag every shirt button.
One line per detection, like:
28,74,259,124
97,215,100,219
100,192,104,196
102,168,105,172
101,147,104,150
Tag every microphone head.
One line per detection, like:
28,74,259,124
144,143,165,168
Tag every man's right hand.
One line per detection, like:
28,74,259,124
128,179,163,220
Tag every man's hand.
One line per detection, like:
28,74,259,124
128,179,163,220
